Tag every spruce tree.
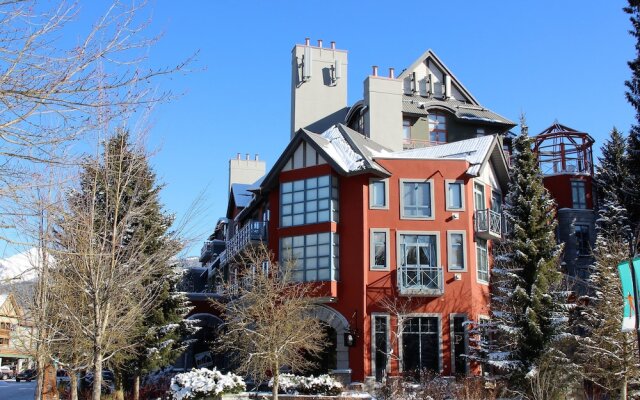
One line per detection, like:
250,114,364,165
87,132,188,400
624,0,640,240
474,118,563,389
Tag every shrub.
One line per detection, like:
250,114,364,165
170,368,245,400
269,373,343,396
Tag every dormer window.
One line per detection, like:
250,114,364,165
428,112,447,144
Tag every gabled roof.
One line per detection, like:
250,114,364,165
398,49,479,105
378,135,510,190
260,124,392,192
225,183,254,218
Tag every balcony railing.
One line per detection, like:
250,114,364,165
398,265,444,296
402,138,446,150
225,220,268,263
199,241,216,262
475,209,503,240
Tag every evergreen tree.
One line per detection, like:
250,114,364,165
624,0,640,240
594,127,629,213
93,132,189,400
472,118,563,390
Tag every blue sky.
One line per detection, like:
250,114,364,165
78,1,636,257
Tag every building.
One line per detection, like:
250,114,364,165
188,40,519,383
0,292,34,372
191,39,596,383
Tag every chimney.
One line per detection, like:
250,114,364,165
317,39,323,48
330,41,336,50
245,153,250,160
389,68,395,79
255,154,259,161
305,37,310,46
372,66,378,77
236,153,241,160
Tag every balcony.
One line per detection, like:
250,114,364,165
398,265,444,296
225,220,268,263
403,138,446,150
475,209,503,240
199,241,216,262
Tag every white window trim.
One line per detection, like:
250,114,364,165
396,231,442,272
399,179,436,220
369,178,389,210
476,239,489,285
370,313,391,379
449,313,469,376
447,231,467,272
397,313,442,374
473,180,486,211
370,228,391,271
445,180,465,211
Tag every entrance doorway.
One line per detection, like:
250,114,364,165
301,324,337,376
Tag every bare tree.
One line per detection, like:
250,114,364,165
0,0,190,243
212,245,327,400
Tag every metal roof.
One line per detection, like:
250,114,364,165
402,95,515,128
230,183,253,208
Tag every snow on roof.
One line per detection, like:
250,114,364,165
312,125,366,173
0,294,7,307
230,183,253,208
373,135,499,178
0,247,41,283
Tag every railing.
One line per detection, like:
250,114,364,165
402,138,446,150
398,265,444,296
225,220,268,262
199,241,216,262
475,209,502,239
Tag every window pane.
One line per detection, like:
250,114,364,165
448,183,462,209
450,233,464,270
372,181,386,207
282,182,292,193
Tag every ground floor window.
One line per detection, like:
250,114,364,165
451,315,468,375
402,316,439,374
372,315,389,381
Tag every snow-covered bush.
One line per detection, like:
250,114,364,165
170,368,245,400
269,373,343,396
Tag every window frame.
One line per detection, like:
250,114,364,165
370,228,391,271
399,179,436,220
280,232,339,282
571,180,587,209
280,175,338,227
445,180,465,211
396,231,442,272
369,178,389,210
574,224,591,257
447,231,467,272
398,313,442,374
371,313,391,381
450,313,469,376
476,238,489,284
427,111,447,144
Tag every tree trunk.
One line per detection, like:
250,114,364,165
35,357,44,400
70,371,79,400
133,373,141,400
621,374,628,400
272,365,279,400
114,369,125,400
92,351,103,400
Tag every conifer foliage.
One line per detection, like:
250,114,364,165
475,119,563,387
624,0,640,239
568,126,639,397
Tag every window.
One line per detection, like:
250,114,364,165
428,112,447,144
401,180,434,219
474,182,485,211
575,224,590,256
281,232,339,282
476,239,489,283
403,119,411,139
571,181,587,209
446,180,464,210
451,315,468,375
402,316,440,373
281,175,338,227
370,229,390,270
371,314,390,381
398,233,442,294
369,178,389,209
491,191,502,213
447,232,466,271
